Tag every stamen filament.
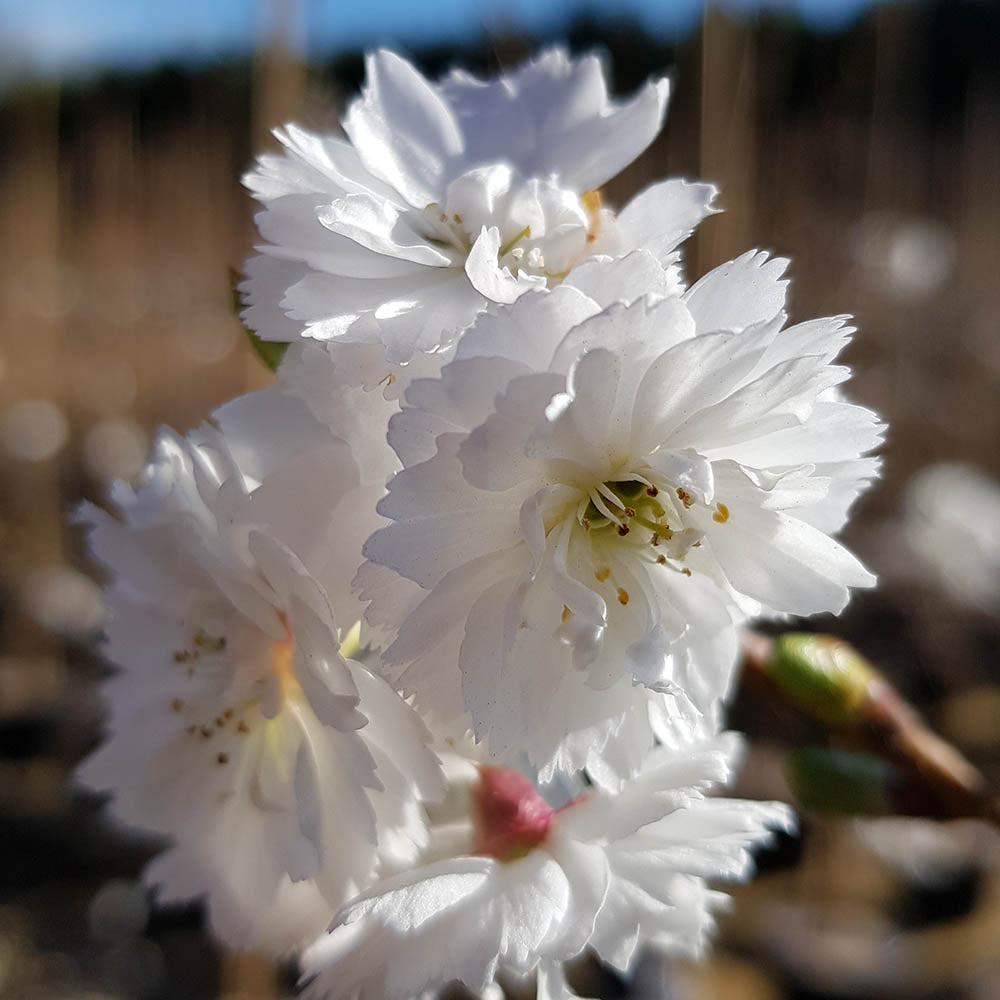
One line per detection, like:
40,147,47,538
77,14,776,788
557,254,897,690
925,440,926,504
587,488,623,526
595,481,628,511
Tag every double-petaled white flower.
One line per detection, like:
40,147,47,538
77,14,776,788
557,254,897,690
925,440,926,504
78,394,443,953
242,48,716,385
362,252,883,774
300,728,792,1000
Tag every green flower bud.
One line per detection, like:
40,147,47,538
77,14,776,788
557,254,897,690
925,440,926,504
769,633,875,725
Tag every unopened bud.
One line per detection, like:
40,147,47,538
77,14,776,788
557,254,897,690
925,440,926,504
769,633,875,725
472,766,552,863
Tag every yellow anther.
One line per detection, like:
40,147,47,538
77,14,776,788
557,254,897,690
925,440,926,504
581,190,602,215
194,630,226,652
594,567,611,582
561,605,572,623
676,488,693,509
712,503,730,524
617,588,630,606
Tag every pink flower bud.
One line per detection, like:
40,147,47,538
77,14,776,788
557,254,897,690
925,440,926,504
472,765,553,862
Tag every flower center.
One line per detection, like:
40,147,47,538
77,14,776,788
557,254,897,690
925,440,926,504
580,477,669,538
472,765,553,863
266,612,299,695
568,472,721,598
167,608,303,749
418,166,604,286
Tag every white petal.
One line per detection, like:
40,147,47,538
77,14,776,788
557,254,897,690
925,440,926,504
383,548,527,730
555,74,669,190
444,163,514,230
256,194,425,279
245,123,399,203
344,49,463,208
284,260,467,331
147,846,333,955
464,226,544,304
240,254,311,340
630,320,780,454
458,372,565,490
367,438,528,589
527,348,624,476
617,179,720,263
391,355,531,467
319,193,456,267
455,284,600,371
211,386,336,486
497,853,571,972
673,355,847,454
711,399,884,470
370,274,485,363
683,250,789,333
439,49,668,190
349,660,445,806
692,461,875,615
563,249,679,307
303,860,501,1000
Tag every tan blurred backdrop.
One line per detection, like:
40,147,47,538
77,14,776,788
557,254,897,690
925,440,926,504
0,3,998,998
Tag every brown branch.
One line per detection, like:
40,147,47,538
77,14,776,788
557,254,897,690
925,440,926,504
740,631,1000,827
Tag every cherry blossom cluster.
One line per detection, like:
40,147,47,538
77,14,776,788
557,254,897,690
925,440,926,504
77,49,882,998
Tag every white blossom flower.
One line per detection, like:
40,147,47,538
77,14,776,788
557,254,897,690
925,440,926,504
362,252,883,773
242,48,716,383
300,729,793,1000
77,403,443,953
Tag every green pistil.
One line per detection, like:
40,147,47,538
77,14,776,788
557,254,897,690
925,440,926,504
498,225,531,258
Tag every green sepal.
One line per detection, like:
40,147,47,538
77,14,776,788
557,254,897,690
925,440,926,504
247,331,289,373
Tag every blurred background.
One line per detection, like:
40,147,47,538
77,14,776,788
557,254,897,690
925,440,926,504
1,1,999,998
